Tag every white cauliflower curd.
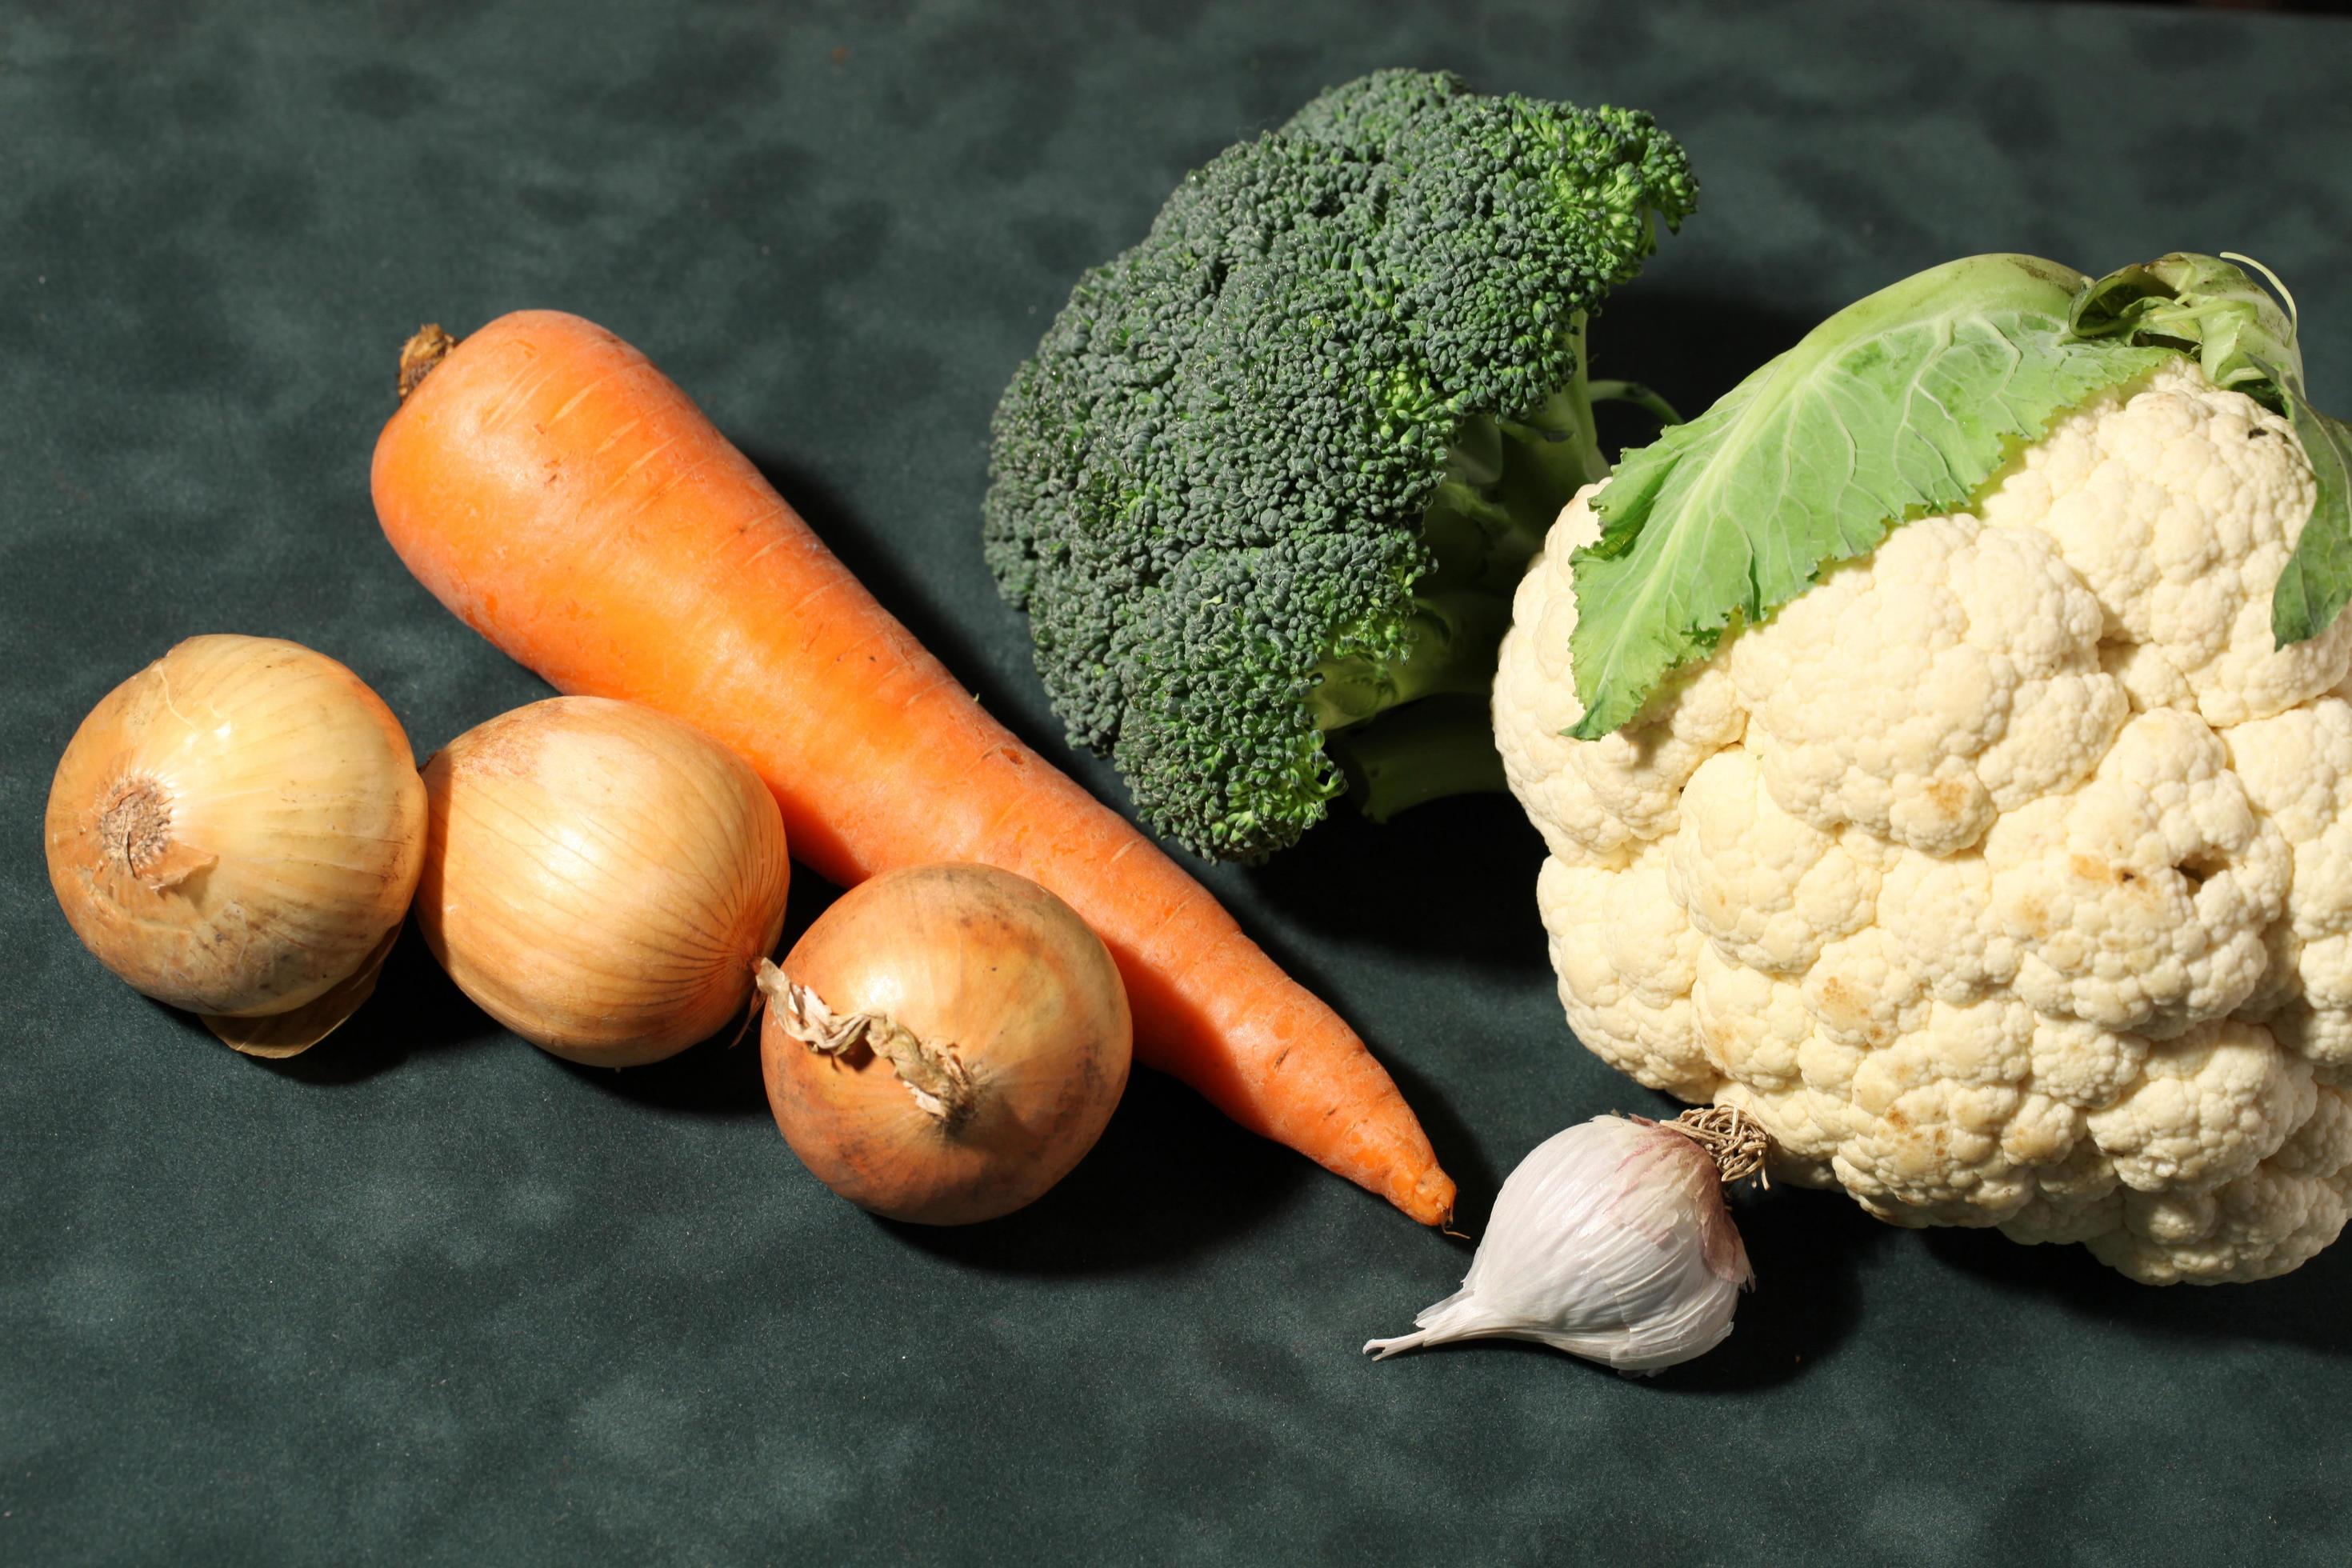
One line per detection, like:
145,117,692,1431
1498,355,2352,1282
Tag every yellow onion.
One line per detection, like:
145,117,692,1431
44,634,428,1057
418,695,791,1067
757,862,1131,1224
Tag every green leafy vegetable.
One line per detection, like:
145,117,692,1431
1564,255,2169,738
2069,253,2352,646
2273,399,2352,644
1567,252,2350,739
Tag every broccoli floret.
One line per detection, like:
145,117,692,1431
983,68,1696,860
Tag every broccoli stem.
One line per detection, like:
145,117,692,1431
1310,314,1685,821
1306,586,1514,730
1516,314,1614,492
1587,378,1683,427
1326,697,1510,822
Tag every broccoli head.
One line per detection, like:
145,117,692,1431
982,68,1696,860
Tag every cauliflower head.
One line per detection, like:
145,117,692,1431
1497,359,2352,1282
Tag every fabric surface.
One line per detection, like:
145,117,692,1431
5,0,2351,1561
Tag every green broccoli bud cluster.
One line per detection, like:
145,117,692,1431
984,67,1695,860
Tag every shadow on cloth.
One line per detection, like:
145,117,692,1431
879,1065,1310,1278
1923,1219,2352,1354
550,863,1310,1273
250,921,502,1085
1663,1183,1892,1391
1243,790,1552,980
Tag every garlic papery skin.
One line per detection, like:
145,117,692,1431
44,634,428,1055
417,696,791,1068
1364,1113,1757,1374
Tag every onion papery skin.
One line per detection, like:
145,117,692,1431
44,634,428,1037
418,696,791,1067
763,862,1132,1225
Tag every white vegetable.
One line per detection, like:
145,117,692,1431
1495,360,2352,1283
1364,1110,1759,1375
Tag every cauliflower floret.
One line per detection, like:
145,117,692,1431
1690,949,1812,1094
2088,1086,2352,1282
1830,997,2046,1226
1983,709,2288,1038
1494,359,2352,1283
2026,1016,2150,1111
1494,486,1749,870
2083,1019,2314,1193
1669,748,1886,975
1730,514,2126,854
1979,359,2350,724
1534,850,1716,1102
1802,926,1930,1053
1873,849,2014,1002
2226,695,2352,1081
1998,1139,2126,1246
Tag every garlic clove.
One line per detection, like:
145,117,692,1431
203,926,401,1059
1365,1111,1765,1375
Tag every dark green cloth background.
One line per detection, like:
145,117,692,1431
6,1,2350,1562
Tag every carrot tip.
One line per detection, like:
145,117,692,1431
397,324,458,402
1399,1164,1458,1227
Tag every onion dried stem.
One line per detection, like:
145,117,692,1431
757,960,978,1132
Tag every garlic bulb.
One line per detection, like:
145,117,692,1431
44,634,428,1056
1364,1109,1765,1374
418,696,792,1067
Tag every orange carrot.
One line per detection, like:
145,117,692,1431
371,311,1455,1225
